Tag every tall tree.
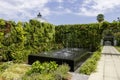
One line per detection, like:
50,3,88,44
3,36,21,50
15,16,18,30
97,14,104,23
117,17,120,22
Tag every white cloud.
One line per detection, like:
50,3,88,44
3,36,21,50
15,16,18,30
0,0,50,21
51,0,76,3
1,0,120,22
78,0,120,16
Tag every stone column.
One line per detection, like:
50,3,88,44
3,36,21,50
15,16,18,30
114,40,117,46
101,39,103,46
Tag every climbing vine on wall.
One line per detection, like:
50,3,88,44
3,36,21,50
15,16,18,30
0,18,120,62
0,19,55,62
55,22,110,51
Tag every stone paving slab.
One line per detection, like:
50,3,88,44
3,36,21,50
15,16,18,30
69,72,89,80
89,46,120,80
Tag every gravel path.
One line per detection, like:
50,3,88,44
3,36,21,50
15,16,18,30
69,72,89,80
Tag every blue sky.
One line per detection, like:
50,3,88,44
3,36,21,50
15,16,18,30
0,0,120,25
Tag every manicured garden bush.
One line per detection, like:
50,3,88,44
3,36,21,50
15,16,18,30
79,47,102,75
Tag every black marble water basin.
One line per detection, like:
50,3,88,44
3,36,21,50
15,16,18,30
28,48,91,71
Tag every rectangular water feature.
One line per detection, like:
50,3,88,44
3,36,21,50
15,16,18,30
28,48,91,71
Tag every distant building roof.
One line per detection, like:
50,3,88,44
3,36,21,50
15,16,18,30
33,12,48,23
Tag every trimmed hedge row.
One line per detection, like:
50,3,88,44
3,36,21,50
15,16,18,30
0,19,57,62
79,47,102,75
0,18,120,63
55,21,120,51
55,23,104,51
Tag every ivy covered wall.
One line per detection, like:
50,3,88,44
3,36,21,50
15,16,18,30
0,19,56,62
0,18,120,62
55,23,103,51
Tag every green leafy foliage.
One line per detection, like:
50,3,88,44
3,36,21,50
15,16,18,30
79,48,102,75
0,19,6,27
0,18,120,63
1,63,30,80
0,19,56,62
55,21,120,51
115,46,120,52
26,61,58,75
24,61,70,80
22,73,55,80
54,64,70,79
55,23,103,51
0,61,13,73
97,14,104,23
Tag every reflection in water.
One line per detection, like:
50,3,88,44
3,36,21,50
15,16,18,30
41,48,87,60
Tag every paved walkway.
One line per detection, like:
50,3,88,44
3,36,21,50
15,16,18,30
88,46,120,80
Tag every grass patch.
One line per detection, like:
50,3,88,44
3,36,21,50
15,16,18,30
0,62,13,73
79,47,102,75
0,61,70,80
1,63,30,80
24,61,70,80
115,46,120,52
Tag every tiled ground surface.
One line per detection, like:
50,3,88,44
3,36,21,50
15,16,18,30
89,46,120,80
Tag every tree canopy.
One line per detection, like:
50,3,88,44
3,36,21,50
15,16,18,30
97,14,104,23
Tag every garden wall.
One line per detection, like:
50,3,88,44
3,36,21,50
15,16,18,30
55,23,104,51
0,18,120,62
0,19,55,62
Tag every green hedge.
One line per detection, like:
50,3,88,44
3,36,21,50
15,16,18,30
0,19,56,62
55,23,104,51
55,21,120,50
79,47,102,75
0,18,120,63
